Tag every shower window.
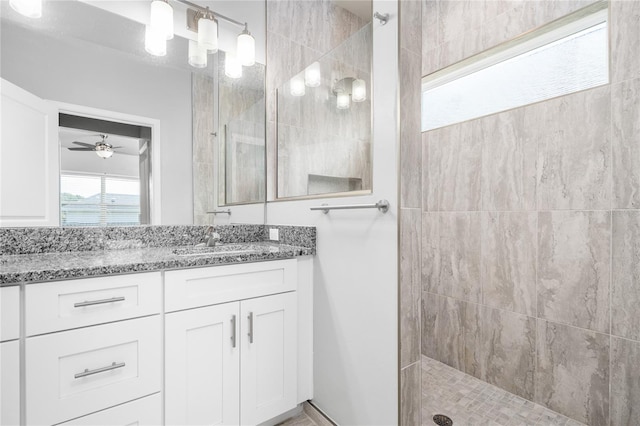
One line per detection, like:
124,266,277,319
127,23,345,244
421,5,609,132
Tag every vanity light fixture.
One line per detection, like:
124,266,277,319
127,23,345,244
149,0,174,40
9,0,42,18
145,25,167,56
197,8,218,52
188,39,207,68
225,52,243,78
332,76,366,109
304,62,321,88
237,24,255,66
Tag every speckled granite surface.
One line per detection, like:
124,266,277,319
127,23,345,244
0,225,316,285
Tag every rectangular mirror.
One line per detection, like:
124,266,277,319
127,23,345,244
274,20,372,200
0,0,266,226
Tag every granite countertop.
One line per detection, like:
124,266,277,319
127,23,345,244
0,242,313,286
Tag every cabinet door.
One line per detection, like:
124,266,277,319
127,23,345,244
1,341,20,426
0,78,59,227
165,303,240,426
240,292,297,425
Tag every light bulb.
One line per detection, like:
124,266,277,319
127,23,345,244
336,92,350,109
198,16,218,52
188,40,207,68
290,75,306,97
224,52,242,79
237,27,255,66
145,25,167,57
149,0,173,40
304,62,321,87
352,78,366,102
9,0,41,18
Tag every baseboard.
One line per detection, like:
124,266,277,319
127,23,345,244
303,401,338,426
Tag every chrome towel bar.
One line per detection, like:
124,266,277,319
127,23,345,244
207,209,231,215
310,199,390,214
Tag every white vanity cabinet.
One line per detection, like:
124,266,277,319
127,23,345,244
23,273,163,426
165,260,299,426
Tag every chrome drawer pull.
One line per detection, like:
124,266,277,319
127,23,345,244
231,315,237,348
248,312,254,344
74,362,126,379
74,296,125,308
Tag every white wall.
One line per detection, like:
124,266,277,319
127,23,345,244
265,1,399,423
1,23,193,224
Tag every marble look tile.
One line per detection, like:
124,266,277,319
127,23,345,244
535,320,609,426
538,211,610,333
611,337,640,426
401,209,421,368
481,109,536,211
611,0,640,84
422,212,481,303
612,211,640,341
423,120,482,211
422,292,465,370
400,363,421,426
481,212,537,316
612,78,640,209
480,307,536,400
535,87,611,210
463,300,482,378
400,48,422,209
400,0,421,54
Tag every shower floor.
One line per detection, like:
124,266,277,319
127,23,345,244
421,356,585,426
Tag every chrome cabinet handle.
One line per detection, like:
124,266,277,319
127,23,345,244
248,312,254,344
74,362,126,379
231,315,237,348
74,296,125,308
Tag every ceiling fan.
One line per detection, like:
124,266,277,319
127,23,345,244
67,134,122,159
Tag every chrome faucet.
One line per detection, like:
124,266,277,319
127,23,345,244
203,226,221,247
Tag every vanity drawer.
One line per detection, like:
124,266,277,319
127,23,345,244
25,272,161,336
25,316,161,426
58,393,162,426
165,259,296,312
1,286,20,342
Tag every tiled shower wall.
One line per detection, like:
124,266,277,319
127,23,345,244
410,1,640,425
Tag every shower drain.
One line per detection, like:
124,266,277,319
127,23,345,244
432,414,453,426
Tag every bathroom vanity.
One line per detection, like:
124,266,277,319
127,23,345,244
0,225,315,426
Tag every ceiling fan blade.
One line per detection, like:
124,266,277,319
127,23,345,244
111,146,123,149
72,141,96,148
67,147,95,151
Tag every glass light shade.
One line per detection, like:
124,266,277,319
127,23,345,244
188,40,207,68
9,0,41,18
290,75,306,97
198,17,218,52
145,25,167,57
224,52,242,79
352,78,366,102
150,0,173,40
237,31,255,66
304,62,321,87
95,147,114,159
336,92,350,109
